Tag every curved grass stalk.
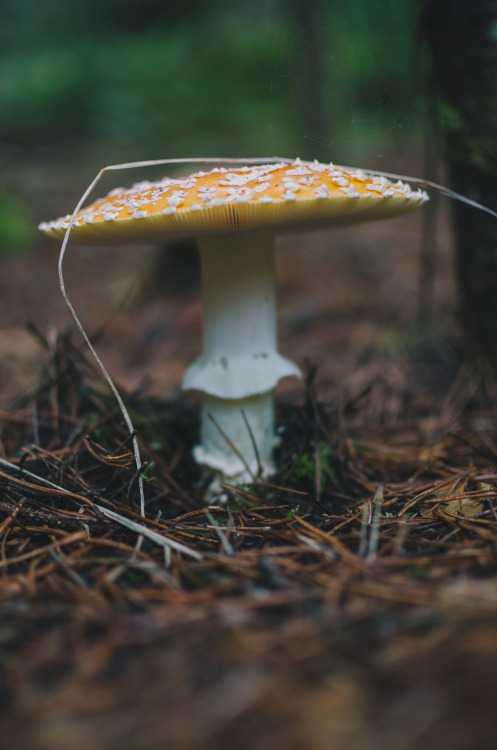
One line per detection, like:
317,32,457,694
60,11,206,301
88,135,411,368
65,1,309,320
57,156,497,517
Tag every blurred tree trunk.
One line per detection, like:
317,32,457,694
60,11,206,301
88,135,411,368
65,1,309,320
288,0,330,159
421,0,497,363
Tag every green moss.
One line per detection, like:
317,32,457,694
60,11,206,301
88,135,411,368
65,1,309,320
292,442,339,490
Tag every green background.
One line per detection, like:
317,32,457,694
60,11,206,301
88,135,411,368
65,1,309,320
0,0,423,251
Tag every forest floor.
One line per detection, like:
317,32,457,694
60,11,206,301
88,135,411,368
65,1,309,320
1,189,497,750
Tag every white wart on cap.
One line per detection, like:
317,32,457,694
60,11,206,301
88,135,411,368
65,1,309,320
40,159,428,488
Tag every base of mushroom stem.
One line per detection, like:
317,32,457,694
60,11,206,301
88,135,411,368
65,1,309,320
193,390,278,491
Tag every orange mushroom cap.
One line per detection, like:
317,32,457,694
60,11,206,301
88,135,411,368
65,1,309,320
39,159,428,244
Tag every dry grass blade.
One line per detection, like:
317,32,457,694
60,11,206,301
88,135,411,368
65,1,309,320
95,505,202,560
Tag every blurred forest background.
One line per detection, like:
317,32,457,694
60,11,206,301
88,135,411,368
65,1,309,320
0,0,425,251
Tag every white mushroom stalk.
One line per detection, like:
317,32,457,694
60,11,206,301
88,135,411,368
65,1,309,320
39,158,429,491
183,230,300,482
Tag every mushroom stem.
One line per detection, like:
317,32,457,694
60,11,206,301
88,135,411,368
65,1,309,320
183,229,300,483
195,391,276,481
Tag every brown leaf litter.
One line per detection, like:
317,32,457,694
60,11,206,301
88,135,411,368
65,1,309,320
1,329,497,749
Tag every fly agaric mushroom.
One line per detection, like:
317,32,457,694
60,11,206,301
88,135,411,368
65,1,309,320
39,158,428,486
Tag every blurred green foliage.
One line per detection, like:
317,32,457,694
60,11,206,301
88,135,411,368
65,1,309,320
0,189,33,253
0,0,423,252
1,9,298,155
